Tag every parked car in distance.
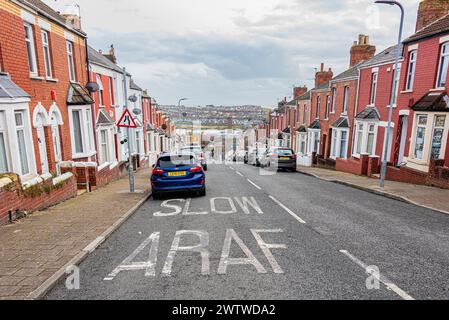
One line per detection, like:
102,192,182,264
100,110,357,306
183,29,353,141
181,145,207,171
151,153,206,199
248,147,267,167
235,150,247,163
260,147,297,171
247,147,257,166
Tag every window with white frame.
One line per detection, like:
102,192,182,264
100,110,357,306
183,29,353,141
406,50,417,91
24,23,37,75
67,41,76,82
331,129,349,159
436,42,449,88
354,122,377,157
96,74,104,106
431,115,446,159
108,77,114,105
331,87,337,113
113,76,119,106
316,96,321,119
99,129,109,164
41,31,52,78
325,95,330,119
308,130,320,154
370,72,378,105
392,66,401,106
343,86,349,114
413,115,427,160
0,111,9,173
136,131,142,155
15,111,30,175
69,106,95,157
50,112,62,162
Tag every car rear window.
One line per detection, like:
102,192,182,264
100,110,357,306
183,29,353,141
158,155,195,168
276,149,294,156
182,148,202,154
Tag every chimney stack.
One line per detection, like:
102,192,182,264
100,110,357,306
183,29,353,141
102,44,117,64
62,13,81,30
315,63,333,88
416,0,449,32
293,86,308,99
350,34,376,67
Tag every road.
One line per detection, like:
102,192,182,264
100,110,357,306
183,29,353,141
45,164,449,300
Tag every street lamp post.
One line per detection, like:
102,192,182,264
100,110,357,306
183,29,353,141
376,0,404,188
178,98,188,107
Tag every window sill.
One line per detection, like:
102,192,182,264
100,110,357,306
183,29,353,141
400,90,413,94
72,151,97,159
30,75,45,81
46,77,59,83
430,88,446,92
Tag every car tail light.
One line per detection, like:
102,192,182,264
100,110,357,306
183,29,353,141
200,179,205,185
152,168,165,175
189,166,203,173
291,154,297,159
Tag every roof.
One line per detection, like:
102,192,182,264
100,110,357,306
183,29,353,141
17,0,86,36
296,125,307,133
314,81,330,91
309,119,320,130
355,106,381,121
146,123,157,131
88,46,124,73
332,62,362,82
411,91,449,112
67,83,94,105
96,108,115,126
0,74,30,99
282,127,291,134
359,45,403,69
404,13,449,44
332,117,349,128
298,90,311,101
286,99,297,106
130,79,143,91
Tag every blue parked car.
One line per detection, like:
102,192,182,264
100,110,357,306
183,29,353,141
151,153,206,199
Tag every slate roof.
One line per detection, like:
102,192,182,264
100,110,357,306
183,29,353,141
298,90,311,101
332,117,349,128
411,91,449,112
17,0,86,36
296,125,307,133
309,119,321,130
286,99,297,106
314,81,330,91
404,13,449,44
146,123,157,131
0,74,29,99
67,83,94,105
332,62,362,82
97,108,115,126
355,106,381,121
358,45,403,69
88,46,124,73
130,79,143,91
282,127,291,134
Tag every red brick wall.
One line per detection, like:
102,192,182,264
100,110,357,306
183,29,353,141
0,5,89,174
336,155,369,176
0,175,77,226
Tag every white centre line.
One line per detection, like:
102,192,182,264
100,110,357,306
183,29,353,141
235,171,244,177
269,195,306,224
247,179,262,190
339,250,415,301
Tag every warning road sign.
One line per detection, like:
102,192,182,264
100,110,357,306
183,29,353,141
117,109,137,128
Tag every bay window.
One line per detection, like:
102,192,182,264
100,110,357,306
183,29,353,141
406,50,417,91
69,106,95,158
0,111,9,173
414,115,427,160
24,23,37,75
15,112,29,175
436,42,449,89
431,115,446,159
330,129,349,160
353,122,377,157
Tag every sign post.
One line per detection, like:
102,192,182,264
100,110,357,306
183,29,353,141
119,67,135,193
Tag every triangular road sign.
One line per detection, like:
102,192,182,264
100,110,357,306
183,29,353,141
117,109,137,128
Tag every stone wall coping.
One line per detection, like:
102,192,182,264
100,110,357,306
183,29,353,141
52,173,74,186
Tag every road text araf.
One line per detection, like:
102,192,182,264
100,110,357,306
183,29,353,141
104,229,287,280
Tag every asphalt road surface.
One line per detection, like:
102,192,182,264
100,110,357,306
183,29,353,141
45,164,449,300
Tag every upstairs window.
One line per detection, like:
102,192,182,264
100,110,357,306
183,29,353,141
370,72,378,105
24,24,37,75
436,42,449,88
316,96,321,119
392,66,401,106
343,86,349,114
96,74,104,106
67,41,76,82
331,87,337,113
325,95,330,119
41,31,52,78
406,50,417,91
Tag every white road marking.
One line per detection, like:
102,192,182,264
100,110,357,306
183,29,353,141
269,195,306,224
229,166,235,171
251,229,287,274
211,197,238,215
247,179,262,190
339,250,415,301
235,171,244,177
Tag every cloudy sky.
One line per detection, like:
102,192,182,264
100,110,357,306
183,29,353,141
44,0,421,107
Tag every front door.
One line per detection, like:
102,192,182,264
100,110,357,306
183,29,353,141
395,115,408,166
37,124,49,174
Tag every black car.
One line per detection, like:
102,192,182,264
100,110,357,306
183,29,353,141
260,147,297,171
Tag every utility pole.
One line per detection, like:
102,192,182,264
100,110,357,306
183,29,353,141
122,67,135,193
376,0,404,188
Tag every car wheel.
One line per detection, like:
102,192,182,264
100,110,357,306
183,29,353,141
203,165,208,171
199,188,206,197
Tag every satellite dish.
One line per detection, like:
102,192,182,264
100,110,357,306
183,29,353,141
132,108,142,115
162,124,167,130
86,82,99,93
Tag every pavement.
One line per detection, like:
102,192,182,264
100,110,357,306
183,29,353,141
0,168,152,300
44,164,449,300
296,166,449,215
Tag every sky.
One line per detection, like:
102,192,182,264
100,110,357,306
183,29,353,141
43,0,421,107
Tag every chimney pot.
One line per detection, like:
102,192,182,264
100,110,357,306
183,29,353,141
416,0,449,32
